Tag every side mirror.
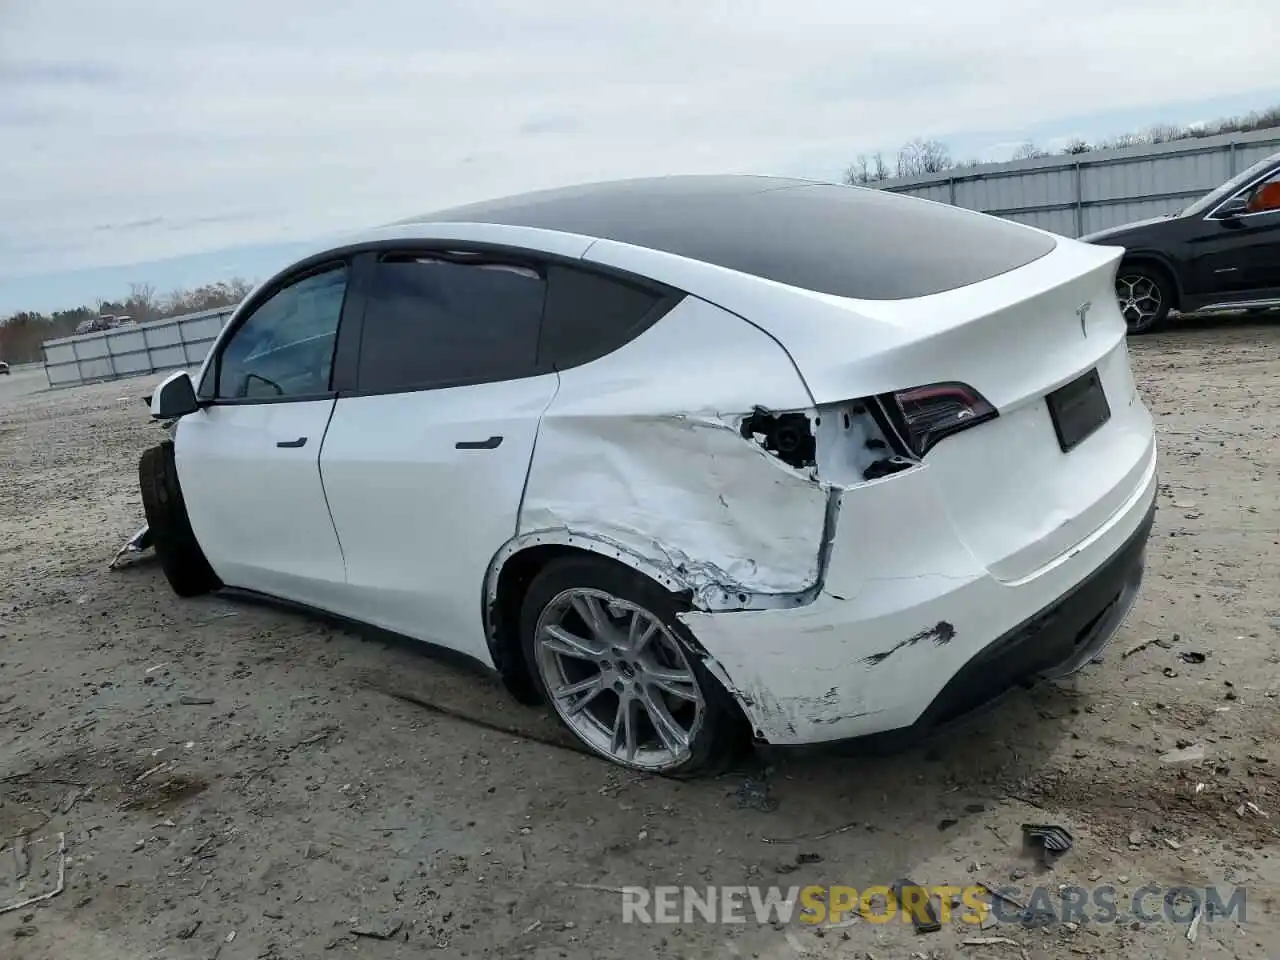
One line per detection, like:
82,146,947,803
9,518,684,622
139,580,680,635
150,371,200,420
1217,194,1250,219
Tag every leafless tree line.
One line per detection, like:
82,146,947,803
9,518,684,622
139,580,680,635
1,278,254,365
845,104,1280,185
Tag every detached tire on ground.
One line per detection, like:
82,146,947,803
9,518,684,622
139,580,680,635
520,555,746,778
138,442,221,597
1115,263,1174,334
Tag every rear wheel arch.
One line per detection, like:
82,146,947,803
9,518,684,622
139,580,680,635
484,534,695,704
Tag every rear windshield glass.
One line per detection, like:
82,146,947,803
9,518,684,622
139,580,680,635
417,177,1058,300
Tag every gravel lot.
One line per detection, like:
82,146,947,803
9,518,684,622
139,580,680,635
2,319,1279,960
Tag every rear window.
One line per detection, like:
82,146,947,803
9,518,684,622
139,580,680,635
417,177,1058,300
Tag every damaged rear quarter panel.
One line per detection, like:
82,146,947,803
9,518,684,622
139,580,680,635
516,295,830,604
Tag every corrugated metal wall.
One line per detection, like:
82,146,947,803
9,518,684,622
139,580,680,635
41,306,235,388
877,127,1280,237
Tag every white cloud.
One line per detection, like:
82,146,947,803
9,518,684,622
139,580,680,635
2,0,1278,277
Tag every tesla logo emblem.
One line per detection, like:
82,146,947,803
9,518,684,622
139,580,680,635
1076,301,1092,336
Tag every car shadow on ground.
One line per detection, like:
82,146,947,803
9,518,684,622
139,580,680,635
268,586,1086,868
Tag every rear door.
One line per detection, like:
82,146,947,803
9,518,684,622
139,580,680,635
319,250,558,664
176,263,351,607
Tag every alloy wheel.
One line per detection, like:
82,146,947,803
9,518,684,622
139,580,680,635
1115,273,1163,331
534,587,706,771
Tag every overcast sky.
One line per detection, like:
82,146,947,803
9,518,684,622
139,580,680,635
2,0,1278,311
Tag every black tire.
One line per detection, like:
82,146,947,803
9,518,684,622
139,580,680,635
138,442,221,597
1116,263,1174,335
520,555,746,778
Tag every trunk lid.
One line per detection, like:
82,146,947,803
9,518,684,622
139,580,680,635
784,240,1156,582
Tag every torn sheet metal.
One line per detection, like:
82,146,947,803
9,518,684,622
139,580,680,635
518,412,834,609
680,456,1157,745
507,294,831,613
109,525,153,569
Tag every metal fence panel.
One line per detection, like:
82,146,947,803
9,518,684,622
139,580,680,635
40,306,235,389
879,127,1280,237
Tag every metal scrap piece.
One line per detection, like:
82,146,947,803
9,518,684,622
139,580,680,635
109,525,154,569
893,878,941,933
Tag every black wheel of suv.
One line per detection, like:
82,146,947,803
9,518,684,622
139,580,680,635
138,442,221,597
520,555,746,778
1115,265,1173,334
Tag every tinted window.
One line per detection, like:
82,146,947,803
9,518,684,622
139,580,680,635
410,176,1059,300
357,255,545,392
1244,169,1280,214
1183,152,1280,216
538,266,671,370
216,265,347,400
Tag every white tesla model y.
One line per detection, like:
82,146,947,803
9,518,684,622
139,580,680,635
141,175,1157,776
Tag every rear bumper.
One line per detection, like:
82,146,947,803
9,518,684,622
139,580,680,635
878,491,1151,741
679,444,1157,746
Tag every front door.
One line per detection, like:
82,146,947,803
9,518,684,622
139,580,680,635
177,264,350,608
1191,166,1280,303
319,251,557,664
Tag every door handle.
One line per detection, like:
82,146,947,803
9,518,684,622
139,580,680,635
455,435,503,450
276,437,307,449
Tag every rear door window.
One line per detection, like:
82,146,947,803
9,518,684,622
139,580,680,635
356,254,546,393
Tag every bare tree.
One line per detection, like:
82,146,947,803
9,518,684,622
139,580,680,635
872,152,890,181
844,152,893,185
844,100,1280,181
896,138,952,177
1011,141,1052,161
124,282,160,322
1146,123,1182,144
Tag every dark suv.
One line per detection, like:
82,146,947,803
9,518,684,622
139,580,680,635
1081,150,1280,333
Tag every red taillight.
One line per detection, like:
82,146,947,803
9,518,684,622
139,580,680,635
882,382,997,457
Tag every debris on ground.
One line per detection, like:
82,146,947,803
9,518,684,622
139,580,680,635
975,881,1026,913
109,525,153,569
1020,824,1074,866
892,879,941,934
4,338,1280,957
1178,651,1207,664
760,820,859,844
12,832,30,880
1122,639,1156,658
733,777,779,813
1160,743,1206,765
1186,905,1202,943
962,936,1027,956
1235,801,1269,819
0,833,66,915
351,916,404,940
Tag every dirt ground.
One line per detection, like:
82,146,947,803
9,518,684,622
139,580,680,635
2,319,1278,960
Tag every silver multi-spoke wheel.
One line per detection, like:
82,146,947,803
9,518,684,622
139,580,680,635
534,587,706,771
1115,273,1164,332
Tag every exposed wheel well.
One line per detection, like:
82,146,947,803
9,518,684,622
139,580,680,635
487,544,749,737
490,544,602,704
1118,256,1180,310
